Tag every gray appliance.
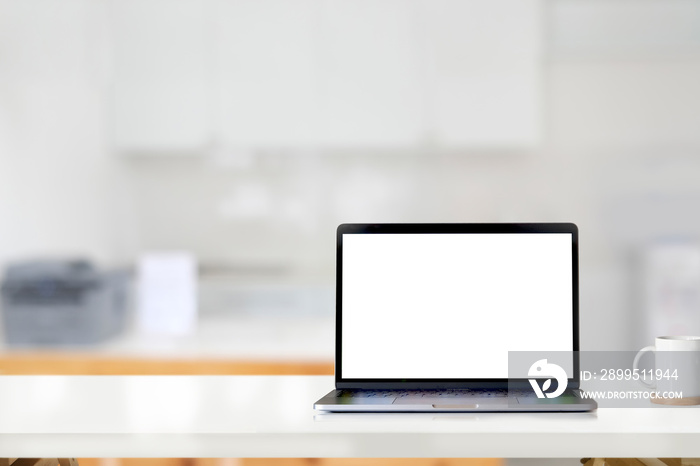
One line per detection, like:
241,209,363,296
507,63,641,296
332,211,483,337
0,260,127,345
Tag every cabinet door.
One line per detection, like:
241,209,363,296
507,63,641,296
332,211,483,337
316,0,424,147
111,0,212,152
421,0,543,147
110,0,542,152
216,0,320,148
217,0,423,149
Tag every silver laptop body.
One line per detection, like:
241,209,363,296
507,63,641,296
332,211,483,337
314,223,597,412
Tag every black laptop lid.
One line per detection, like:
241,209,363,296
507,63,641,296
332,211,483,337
335,223,580,390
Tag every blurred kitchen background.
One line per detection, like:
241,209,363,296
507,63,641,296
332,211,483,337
1,0,700,374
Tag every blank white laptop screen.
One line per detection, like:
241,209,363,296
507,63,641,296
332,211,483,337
341,233,573,379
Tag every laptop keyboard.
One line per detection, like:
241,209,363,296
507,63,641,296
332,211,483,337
337,389,529,398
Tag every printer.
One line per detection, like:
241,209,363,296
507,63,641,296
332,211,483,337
0,260,127,345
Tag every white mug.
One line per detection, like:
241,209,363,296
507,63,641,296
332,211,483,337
632,336,700,405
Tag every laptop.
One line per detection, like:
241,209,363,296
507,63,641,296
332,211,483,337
314,223,597,412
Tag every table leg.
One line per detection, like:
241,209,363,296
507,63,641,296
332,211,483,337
58,460,79,466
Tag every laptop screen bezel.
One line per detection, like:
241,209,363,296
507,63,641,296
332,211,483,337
335,223,580,390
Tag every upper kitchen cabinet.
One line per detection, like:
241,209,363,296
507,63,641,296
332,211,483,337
419,0,543,148
215,0,321,148
110,0,542,153
111,0,212,153
216,0,422,148
315,0,424,147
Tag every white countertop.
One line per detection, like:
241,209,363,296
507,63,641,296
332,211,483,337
1,375,699,457
99,315,335,361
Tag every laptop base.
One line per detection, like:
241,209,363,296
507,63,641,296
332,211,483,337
314,389,597,412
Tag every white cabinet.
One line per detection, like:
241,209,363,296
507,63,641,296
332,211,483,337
111,0,542,152
216,0,422,148
315,0,424,147
215,0,320,147
420,0,543,147
111,0,212,152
